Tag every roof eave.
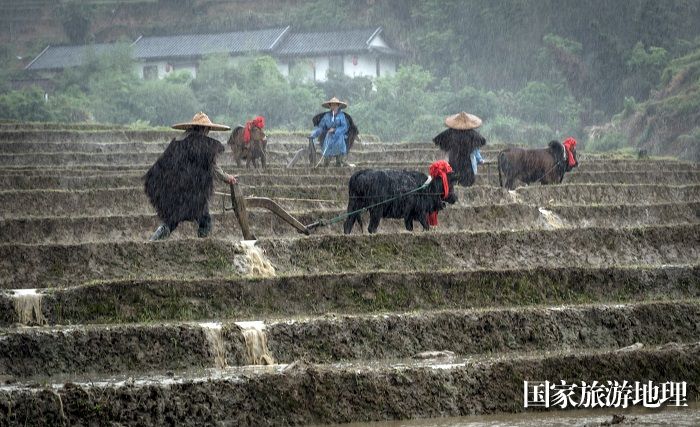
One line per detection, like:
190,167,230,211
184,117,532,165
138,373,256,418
366,27,383,46
24,45,51,70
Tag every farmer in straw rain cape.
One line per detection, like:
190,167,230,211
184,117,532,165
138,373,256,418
433,112,487,187
309,96,350,167
145,112,237,241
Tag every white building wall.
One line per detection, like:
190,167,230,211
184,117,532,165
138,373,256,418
343,54,376,78
312,56,330,82
135,52,395,81
379,57,397,77
136,61,198,79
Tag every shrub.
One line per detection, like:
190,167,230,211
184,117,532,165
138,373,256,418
0,87,53,122
587,130,627,152
132,80,199,127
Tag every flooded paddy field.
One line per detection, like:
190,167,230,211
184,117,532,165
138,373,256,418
0,129,698,425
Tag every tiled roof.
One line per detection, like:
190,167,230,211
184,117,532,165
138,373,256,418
25,26,400,71
132,27,289,59
25,43,117,70
275,28,381,55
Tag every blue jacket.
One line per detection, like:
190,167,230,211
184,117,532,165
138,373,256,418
310,111,348,157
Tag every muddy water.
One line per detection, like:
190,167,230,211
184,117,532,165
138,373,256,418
11,289,46,325
538,208,565,229
326,401,700,427
236,320,275,365
200,322,228,369
238,240,276,277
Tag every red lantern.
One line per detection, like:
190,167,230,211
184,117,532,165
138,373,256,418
352,56,358,66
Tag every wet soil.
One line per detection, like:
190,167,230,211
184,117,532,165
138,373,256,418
3,170,700,191
1,301,698,380
2,183,697,218
2,202,697,244
1,133,698,425
0,265,694,325
1,224,697,289
0,238,248,289
258,224,700,275
0,343,698,426
0,324,215,378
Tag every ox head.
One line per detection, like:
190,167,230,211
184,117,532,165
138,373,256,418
249,125,266,144
433,128,486,187
424,171,459,208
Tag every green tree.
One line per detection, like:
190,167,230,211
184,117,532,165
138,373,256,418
0,86,53,122
59,2,94,44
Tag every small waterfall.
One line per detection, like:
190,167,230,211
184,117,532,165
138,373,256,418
200,322,227,369
236,321,275,365
239,240,276,277
12,289,46,326
538,207,565,229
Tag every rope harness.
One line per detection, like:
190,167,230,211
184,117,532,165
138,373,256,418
533,159,563,184
306,181,431,230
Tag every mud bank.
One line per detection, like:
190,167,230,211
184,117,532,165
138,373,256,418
1,225,698,289
0,185,345,218
2,184,697,218
1,301,698,378
0,344,698,426
259,224,700,275
2,202,698,244
0,265,696,325
1,159,696,178
0,173,348,191
0,147,457,168
0,239,250,289
268,300,700,363
4,170,700,191
0,141,169,154
2,224,698,289
0,324,216,378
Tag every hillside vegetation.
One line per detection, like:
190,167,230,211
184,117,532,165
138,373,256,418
1,0,699,154
590,43,700,161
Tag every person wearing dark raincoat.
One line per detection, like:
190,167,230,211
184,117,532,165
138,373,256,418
144,112,237,241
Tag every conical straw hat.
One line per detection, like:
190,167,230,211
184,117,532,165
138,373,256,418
321,96,348,109
172,112,231,131
445,112,482,130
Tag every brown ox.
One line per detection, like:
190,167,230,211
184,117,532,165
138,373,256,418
497,140,578,190
227,125,267,169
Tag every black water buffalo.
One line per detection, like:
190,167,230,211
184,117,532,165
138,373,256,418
497,140,578,190
343,169,458,234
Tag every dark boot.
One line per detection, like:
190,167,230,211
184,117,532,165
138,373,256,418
149,224,170,241
322,156,331,167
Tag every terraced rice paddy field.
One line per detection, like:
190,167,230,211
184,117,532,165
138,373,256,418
0,126,699,425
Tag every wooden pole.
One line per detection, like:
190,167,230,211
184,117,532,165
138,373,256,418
230,183,256,240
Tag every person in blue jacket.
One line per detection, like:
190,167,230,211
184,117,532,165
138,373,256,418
309,96,349,167
471,148,484,175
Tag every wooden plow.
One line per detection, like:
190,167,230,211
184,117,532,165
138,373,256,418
218,183,312,240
